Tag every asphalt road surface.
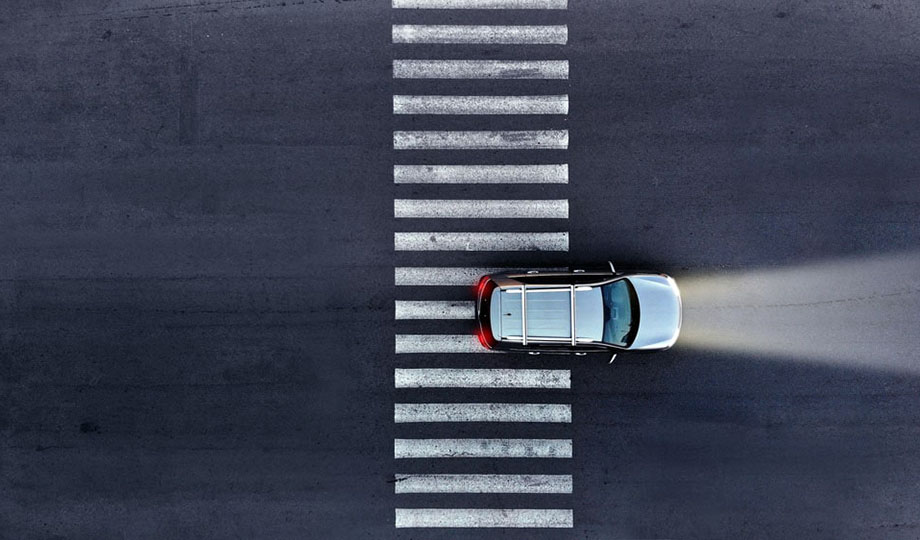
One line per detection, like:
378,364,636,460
2,1,920,538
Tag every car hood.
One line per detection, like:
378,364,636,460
628,274,682,350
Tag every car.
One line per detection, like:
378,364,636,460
475,262,681,361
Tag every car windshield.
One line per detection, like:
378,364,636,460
601,279,639,347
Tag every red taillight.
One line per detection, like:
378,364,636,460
475,277,489,299
476,329,489,348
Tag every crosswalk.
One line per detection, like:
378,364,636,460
394,198,569,219
395,438,572,458
393,164,568,184
392,0,572,529
394,231,569,251
395,508,574,528
393,473,573,493
394,368,571,388
394,300,475,320
393,59,569,79
395,402,572,423
392,24,568,44
394,95,569,115
393,129,569,150
393,0,568,8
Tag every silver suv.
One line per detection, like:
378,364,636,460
476,263,681,359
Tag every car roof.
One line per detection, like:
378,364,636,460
491,283,604,345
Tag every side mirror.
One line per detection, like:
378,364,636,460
608,261,616,273
608,353,617,364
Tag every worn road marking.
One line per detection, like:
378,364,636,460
395,438,573,458
394,95,568,115
395,199,568,219
393,0,568,9
395,300,475,320
393,25,567,44
396,508,573,528
394,164,568,184
390,0,573,529
395,232,569,251
394,130,567,150
395,403,572,423
394,474,573,493
395,266,565,286
395,334,487,353
393,60,568,79
394,368,571,388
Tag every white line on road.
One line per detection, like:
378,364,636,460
394,164,568,184
394,368,571,388
395,300,475,320
395,199,568,219
393,60,568,79
396,508,573,528
395,438,572,458
394,474,573,494
395,232,569,251
395,403,572,423
395,334,489,353
393,25,567,44
395,266,565,286
397,508,573,528
394,130,568,150
393,0,568,9
393,95,568,115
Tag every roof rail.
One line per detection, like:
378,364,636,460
521,284,527,346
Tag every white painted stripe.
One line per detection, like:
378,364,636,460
395,164,568,184
395,232,569,251
395,438,572,458
393,0,568,9
395,403,571,423
396,508,573,528
395,199,568,219
393,25,567,45
395,266,565,286
393,60,568,80
395,368,570,388
393,95,568,115
395,334,489,354
394,474,573,494
395,300,475,320
394,130,567,150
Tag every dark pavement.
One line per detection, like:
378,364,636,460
2,1,919,538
